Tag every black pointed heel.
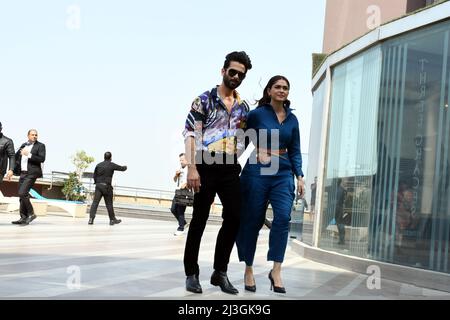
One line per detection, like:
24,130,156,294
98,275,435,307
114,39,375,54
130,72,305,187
268,270,286,294
244,275,256,292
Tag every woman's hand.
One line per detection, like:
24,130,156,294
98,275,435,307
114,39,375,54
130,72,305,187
297,176,305,199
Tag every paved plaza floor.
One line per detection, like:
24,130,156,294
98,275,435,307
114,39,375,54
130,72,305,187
0,211,449,300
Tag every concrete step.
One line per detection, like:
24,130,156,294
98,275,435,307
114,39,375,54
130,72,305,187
91,205,225,224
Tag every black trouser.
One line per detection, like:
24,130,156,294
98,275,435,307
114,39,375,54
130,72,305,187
337,223,346,243
0,175,3,184
183,162,241,276
335,209,345,243
18,173,37,218
170,196,187,230
89,183,116,220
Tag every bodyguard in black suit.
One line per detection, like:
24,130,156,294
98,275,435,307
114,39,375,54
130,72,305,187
12,129,46,226
0,122,15,185
88,151,127,225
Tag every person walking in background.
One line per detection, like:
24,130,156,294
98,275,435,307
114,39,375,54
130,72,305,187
334,178,347,245
310,176,317,216
0,122,15,186
236,75,305,294
182,51,252,295
88,152,127,225
291,196,308,241
12,129,45,226
171,153,189,236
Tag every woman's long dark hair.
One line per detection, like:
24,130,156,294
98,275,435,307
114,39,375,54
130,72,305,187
257,75,291,108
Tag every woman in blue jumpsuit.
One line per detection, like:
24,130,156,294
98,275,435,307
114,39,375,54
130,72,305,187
236,75,305,293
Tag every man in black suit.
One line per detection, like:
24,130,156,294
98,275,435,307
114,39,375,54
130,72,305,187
0,122,15,185
12,129,46,226
88,151,127,225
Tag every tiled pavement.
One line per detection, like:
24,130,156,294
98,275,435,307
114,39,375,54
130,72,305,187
0,211,449,300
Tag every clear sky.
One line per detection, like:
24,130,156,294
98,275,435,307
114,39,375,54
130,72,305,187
0,0,326,191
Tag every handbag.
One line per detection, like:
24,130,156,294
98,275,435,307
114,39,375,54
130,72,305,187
174,188,194,206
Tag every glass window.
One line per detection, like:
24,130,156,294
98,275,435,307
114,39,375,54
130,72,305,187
370,21,450,273
295,78,327,245
317,19,450,274
318,46,382,257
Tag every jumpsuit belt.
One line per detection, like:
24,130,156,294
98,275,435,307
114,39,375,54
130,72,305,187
257,148,288,161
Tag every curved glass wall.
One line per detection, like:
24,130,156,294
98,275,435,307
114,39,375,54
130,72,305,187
291,78,328,244
318,45,382,257
301,79,327,245
318,19,450,273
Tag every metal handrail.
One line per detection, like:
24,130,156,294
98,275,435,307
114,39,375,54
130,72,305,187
46,171,69,190
42,171,222,205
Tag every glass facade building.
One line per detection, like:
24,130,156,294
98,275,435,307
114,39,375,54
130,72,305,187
309,15,450,274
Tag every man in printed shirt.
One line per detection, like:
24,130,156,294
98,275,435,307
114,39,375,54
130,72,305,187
182,51,252,294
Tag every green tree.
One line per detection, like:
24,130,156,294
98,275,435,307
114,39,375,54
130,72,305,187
62,172,86,201
62,150,95,201
71,150,95,181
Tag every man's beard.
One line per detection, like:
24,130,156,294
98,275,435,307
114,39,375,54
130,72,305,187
223,76,241,90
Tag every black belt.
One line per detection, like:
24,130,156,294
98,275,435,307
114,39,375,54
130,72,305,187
97,182,111,186
21,171,28,174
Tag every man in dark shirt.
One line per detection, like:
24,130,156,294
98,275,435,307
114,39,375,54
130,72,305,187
0,122,15,185
88,151,127,225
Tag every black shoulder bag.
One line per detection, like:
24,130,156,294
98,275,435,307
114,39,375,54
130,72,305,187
174,189,194,206
174,171,194,206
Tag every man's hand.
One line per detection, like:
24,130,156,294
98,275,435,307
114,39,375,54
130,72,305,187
180,182,188,189
6,170,13,181
175,170,181,176
297,176,305,199
21,148,29,156
187,166,201,193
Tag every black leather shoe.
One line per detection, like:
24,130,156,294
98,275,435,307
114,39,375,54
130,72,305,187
11,218,27,225
186,275,202,294
88,218,94,225
21,214,36,226
210,271,239,295
110,219,122,225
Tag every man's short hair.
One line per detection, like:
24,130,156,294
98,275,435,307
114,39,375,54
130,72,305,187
179,153,185,157
223,51,252,72
104,152,112,160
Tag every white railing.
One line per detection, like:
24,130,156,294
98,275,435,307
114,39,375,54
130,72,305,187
42,171,175,201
